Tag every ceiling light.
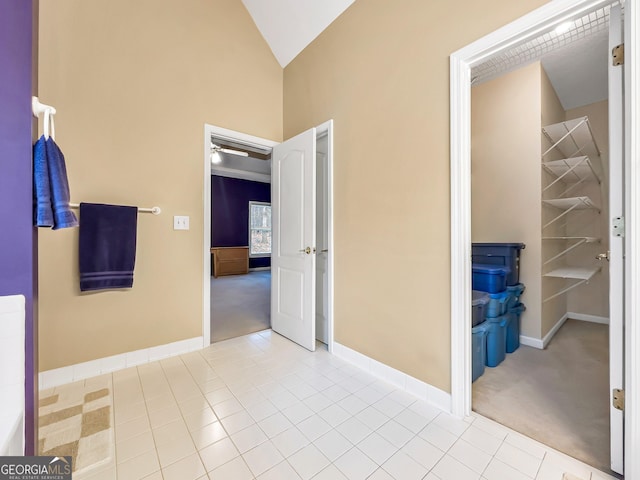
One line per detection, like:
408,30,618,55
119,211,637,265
210,143,249,157
211,151,222,164
555,21,573,34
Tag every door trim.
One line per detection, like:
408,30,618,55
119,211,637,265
202,122,335,353
316,120,335,353
624,2,640,477
449,0,639,476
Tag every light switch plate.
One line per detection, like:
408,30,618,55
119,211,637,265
174,215,190,230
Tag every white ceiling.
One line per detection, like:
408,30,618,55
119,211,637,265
241,0,355,67
541,30,609,110
472,5,611,110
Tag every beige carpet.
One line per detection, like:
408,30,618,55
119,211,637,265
473,319,611,473
210,270,271,343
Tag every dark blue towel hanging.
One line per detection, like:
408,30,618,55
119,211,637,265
33,135,54,227
32,132,78,229
45,137,78,230
79,203,138,292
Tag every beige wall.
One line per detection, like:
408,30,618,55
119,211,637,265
38,0,282,371
540,65,569,337
283,0,548,392
565,100,610,318
471,62,543,339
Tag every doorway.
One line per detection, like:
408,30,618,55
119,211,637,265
470,21,612,469
209,143,273,342
449,0,640,478
202,123,334,351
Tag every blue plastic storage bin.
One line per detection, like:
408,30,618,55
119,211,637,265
471,323,488,382
485,315,508,367
506,303,526,353
472,243,525,286
486,290,511,318
506,283,525,309
472,291,489,326
472,264,510,293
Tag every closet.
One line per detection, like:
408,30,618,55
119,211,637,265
471,59,613,470
541,117,604,302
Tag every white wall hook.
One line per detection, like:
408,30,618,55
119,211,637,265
32,96,56,117
32,97,56,140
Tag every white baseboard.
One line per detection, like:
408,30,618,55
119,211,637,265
249,267,271,272
521,313,569,350
332,342,451,413
567,312,609,325
520,311,609,351
519,335,544,349
39,336,204,390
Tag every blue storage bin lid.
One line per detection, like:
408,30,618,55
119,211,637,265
511,303,527,313
487,314,509,327
487,290,510,300
472,243,525,249
472,322,489,335
506,283,526,292
472,263,511,275
472,290,489,306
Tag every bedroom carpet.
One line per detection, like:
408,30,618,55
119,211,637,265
473,319,611,474
210,270,271,343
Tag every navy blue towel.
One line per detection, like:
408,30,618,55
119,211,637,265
79,203,138,292
33,136,54,227
45,137,79,229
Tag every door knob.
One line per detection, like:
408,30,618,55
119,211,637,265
596,251,610,261
299,247,311,254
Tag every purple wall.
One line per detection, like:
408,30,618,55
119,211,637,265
211,175,271,269
0,0,38,454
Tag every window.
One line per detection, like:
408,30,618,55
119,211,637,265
249,201,271,257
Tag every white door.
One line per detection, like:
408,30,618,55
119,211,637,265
316,135,329,343
271,128,317,351
608,4,624,474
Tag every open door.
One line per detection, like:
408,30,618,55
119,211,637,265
608,4,624,474
316,134,329,344
271,128,317,351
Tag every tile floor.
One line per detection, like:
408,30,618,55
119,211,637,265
41,330,618,480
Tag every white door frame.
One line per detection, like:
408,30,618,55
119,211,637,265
203,122,335,353
316,120,336,353
608,4,624,472
449,0,639,477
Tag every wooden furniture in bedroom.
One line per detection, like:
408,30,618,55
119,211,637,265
210,246,249,277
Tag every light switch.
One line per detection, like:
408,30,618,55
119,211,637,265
174,215,190,230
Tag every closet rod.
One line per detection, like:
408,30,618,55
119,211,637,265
69,203,162,215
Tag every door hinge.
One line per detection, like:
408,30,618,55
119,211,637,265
612,43,624,66
613,388,625,411
613,216,625,237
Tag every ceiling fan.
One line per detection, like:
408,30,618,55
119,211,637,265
210,142,248,164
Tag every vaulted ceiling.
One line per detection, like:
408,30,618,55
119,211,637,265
241,0,355,67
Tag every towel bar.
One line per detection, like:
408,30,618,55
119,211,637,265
69,203,161,215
